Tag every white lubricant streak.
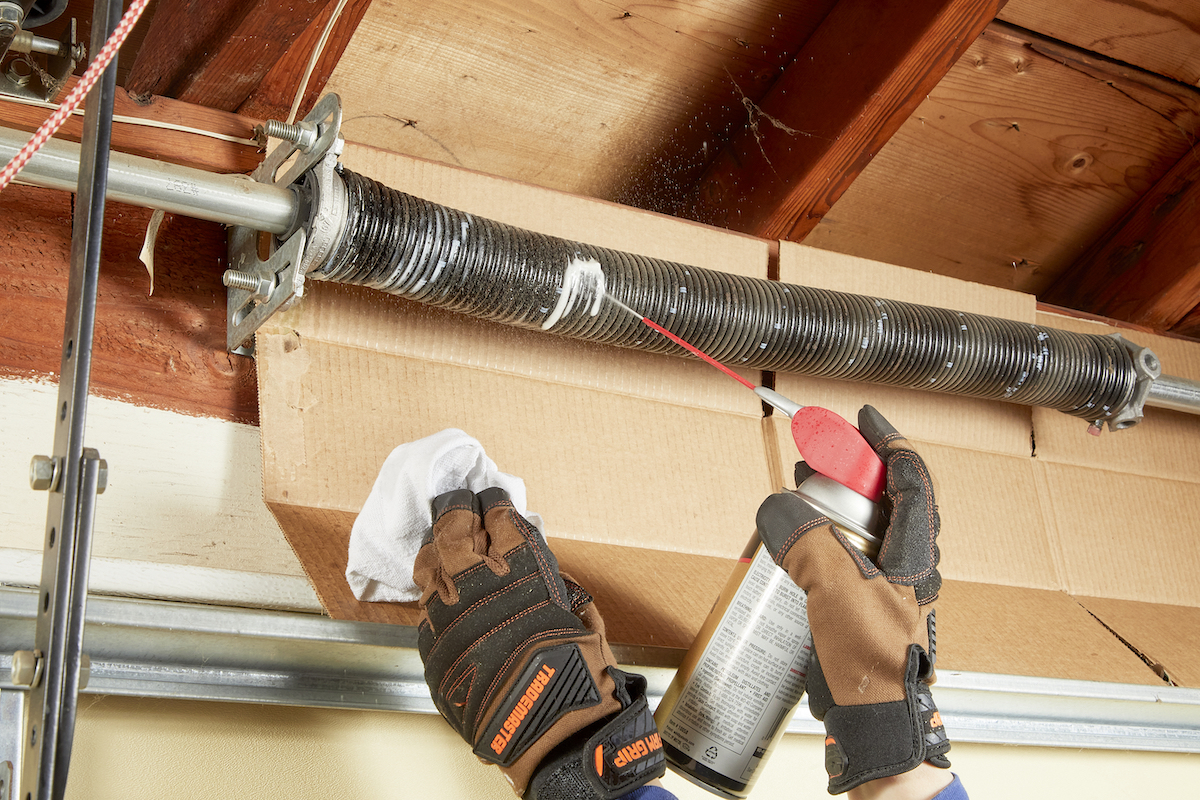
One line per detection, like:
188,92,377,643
541,257,609,330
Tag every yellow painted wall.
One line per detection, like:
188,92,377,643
66,695,1199,799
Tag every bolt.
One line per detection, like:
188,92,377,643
223,269,274,300
29,455,60,491
256,119,318,152
11,649,43,687
96,458,108,494
0,2,21,39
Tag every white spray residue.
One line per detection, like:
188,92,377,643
541,257,608,330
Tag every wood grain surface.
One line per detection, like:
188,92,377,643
238,0,375,122
1000,0,1200,87
325,0,835,203
0,77,263,175
0,184,257,423
803,22,1200,297
680,0,1006,241
1043,146,1200,329
124,0,336,111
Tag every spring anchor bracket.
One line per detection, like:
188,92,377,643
226,93,346,355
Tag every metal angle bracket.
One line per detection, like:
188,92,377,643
0,16,84,103
225,94,346,356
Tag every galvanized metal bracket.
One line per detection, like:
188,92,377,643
0,16,84,103
225,94,345,356
1103,334,1163,432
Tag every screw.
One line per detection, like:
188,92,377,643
29,455,60,491
255,119,318,152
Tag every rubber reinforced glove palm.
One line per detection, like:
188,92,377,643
756,405,950,794
414,487,665,799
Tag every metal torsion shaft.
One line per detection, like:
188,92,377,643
314,169,1136,422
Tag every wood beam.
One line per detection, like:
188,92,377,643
1042,151,1200,331
1172,303,1200,340
125,0,336,112
239,0,374,123
0,184,257,424
0,76,263,174
678,0,1006,241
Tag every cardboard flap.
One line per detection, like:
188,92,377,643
1074,595,1200,687
937,581,1160,685
1036,461,1200,608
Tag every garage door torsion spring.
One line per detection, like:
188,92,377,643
313,168,1136,421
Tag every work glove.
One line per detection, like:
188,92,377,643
414,487,666,799
756,405,949,794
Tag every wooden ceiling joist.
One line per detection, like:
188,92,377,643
124,0,339,112
1043,150,1200,331
238,0,375,122
0,77,261,174
678,0,1006,242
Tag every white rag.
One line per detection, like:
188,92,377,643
346,428,543,603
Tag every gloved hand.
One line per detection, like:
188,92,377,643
414,487,666,799
756,405,949,794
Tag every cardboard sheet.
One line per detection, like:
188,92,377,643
936,581,1160,685
258,144,1199,690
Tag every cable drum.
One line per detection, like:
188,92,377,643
313,168,1137,421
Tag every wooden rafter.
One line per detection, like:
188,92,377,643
677,0,1006,242
238,0,374,122
1043,149,1200,331
124,0,337,112
0,77,262,174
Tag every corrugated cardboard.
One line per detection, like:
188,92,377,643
258,143,1199,689
258,142,775,637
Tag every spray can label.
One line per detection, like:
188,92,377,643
658,542,812,792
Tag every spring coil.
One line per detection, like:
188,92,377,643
312,168,1137,421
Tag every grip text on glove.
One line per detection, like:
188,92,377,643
610,732,663,769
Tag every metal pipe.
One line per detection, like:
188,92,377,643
0,126,298,233
1147,374,1200,415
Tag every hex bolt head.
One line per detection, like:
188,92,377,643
29,455,60,491
11,649,42,687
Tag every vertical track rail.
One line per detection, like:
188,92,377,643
18,2,117,798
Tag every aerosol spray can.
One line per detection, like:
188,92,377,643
654,472,883,798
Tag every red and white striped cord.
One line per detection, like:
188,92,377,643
0,0,152,193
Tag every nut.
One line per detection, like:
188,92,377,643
11,649,42,687
29,455,60,491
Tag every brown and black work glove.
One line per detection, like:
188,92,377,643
756,405,949,795
414,487,665,799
